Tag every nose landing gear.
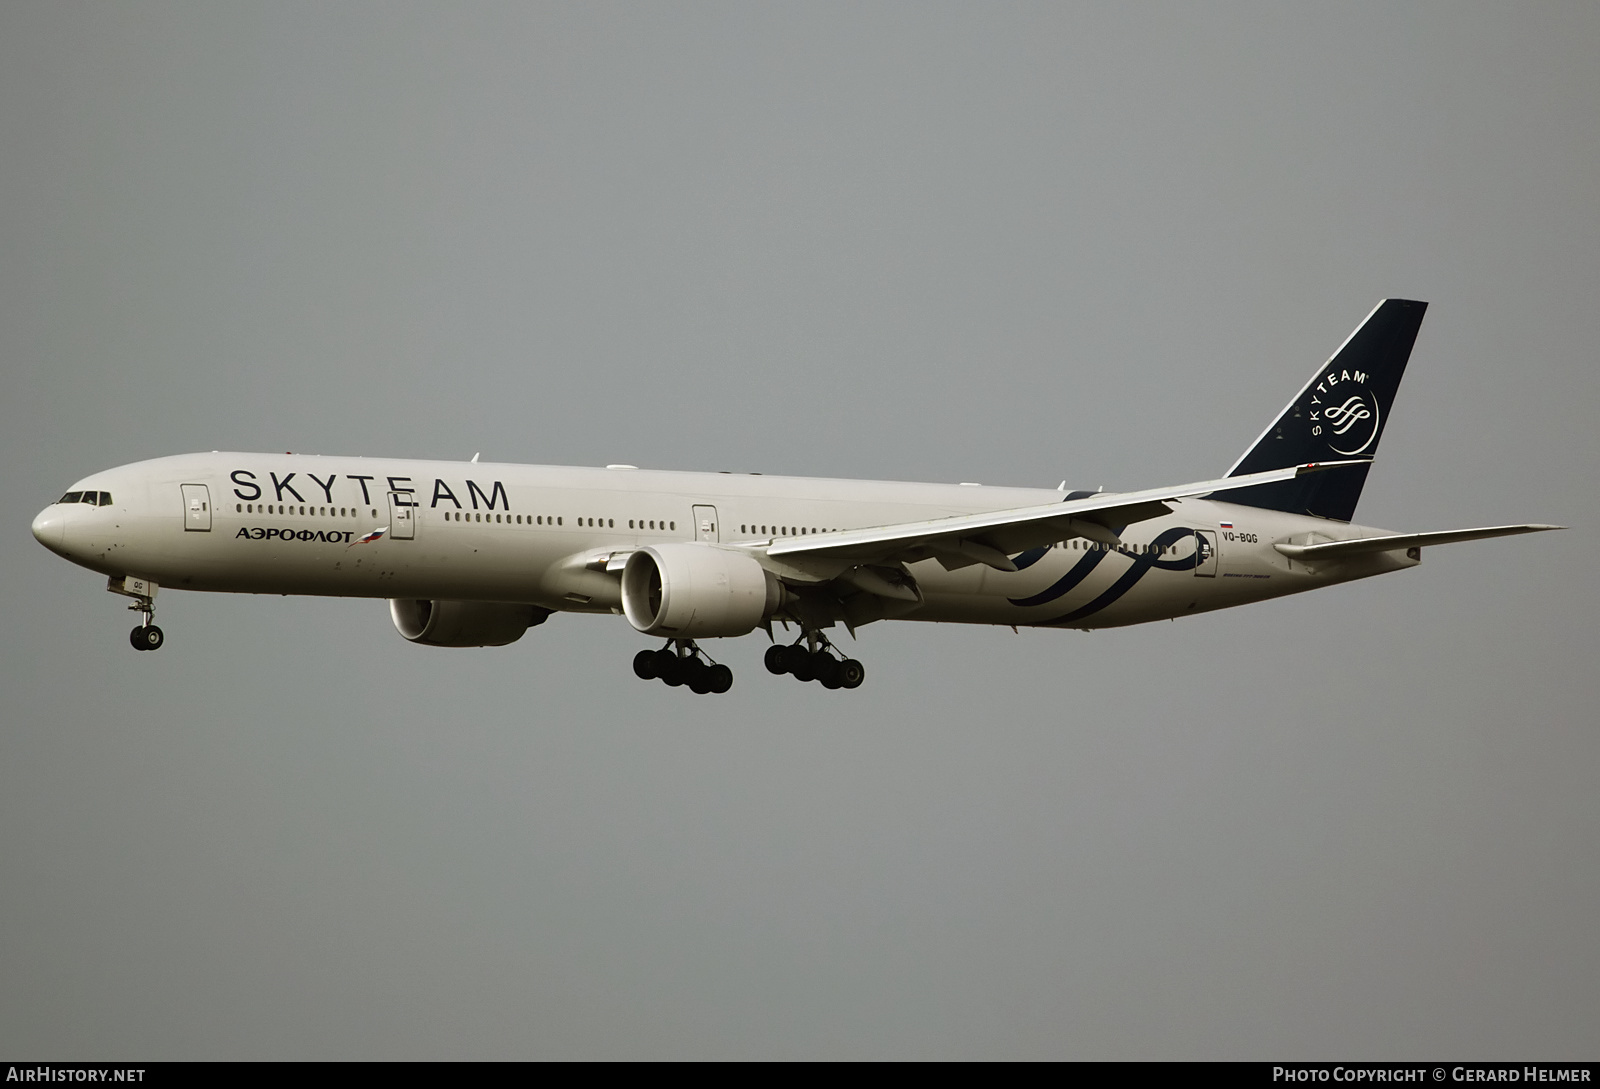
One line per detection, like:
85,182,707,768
764,632,864,690
632,639,733,695
109,576,164,651
127,596,163,651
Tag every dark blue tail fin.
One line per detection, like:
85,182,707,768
1212,299,1427,522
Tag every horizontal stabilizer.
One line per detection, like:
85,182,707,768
1274,523,1563,560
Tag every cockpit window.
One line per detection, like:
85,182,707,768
99,492,112,505
81,492,101,505
60,492,82,504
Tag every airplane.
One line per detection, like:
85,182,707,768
31,299,1559,694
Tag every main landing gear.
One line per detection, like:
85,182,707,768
633,640,734,695
128,596,163,651
765,632,864,690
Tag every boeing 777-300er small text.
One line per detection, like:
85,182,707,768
32,300,1560,693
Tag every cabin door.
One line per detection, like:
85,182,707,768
692,505,720,543
181,484,212,532
1192,530,1218,577
388,492,416,540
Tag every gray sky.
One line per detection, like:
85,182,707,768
3,1,1596,1059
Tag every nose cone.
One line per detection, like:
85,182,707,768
32,506,67,555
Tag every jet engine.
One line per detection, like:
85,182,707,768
388,599,551,647
621,543,780,638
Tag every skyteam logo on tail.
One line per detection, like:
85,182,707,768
1306,368,1380,456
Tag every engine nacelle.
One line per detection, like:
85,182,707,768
389,599,551,647
621,543,779,638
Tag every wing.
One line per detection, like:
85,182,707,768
1273,523,1563,560
763,460,1370,574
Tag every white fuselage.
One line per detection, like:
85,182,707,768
32,451,1415,634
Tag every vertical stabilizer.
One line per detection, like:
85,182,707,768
1212,299,1427,522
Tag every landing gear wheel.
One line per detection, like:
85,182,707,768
837,658,865,689
813,654,842,689
633,649,659,680
706,663,734,694
130,625,164,651
783,644,815,681
778,644,808,675
681,656,710,693
764,645,787,675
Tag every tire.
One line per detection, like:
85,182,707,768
659,655,685,686
682,657,710,693
813,655,841,688
764,645,788,675
633,649,659,680
707,664,734,694
837,658,865,689
130,626,149,651
143,625,164,650
783,645,814,681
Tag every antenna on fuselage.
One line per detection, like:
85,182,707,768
471,452,480,463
